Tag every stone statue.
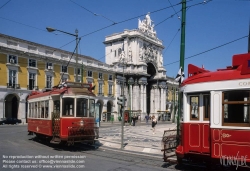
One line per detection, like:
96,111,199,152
138,13,156,38
145,12,152,26
139,48,143,61
160,56,163,66
119,50,125,61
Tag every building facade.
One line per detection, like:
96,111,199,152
104,13,167,119
0,33,116,123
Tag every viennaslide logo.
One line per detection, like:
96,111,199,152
220,151,249,170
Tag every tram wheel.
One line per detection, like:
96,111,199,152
177,157,183,165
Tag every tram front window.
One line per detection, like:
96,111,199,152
62,98,74,116
77,98,87,117
223,90,250,126
89,99,95,117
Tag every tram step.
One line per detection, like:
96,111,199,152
50,141,61,144
50,137,61,144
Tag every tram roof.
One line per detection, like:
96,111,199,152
182,53,250,85
28,85,95,100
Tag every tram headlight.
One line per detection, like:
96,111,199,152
80,120,84,127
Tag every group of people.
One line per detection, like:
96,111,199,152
131,114,157,134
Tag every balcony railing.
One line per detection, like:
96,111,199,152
108,93,113,97
6,83,20,89
97,93,104,96
27,85,39,90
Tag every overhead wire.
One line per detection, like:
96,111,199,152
164,35,248,66
69,0,117,24
0,0,11,10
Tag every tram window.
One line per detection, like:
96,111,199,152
203,95,210,120
76,98,87,117
89,99,95,117
28,103,31,118
45,100,49,118
53,100,60,114
222,91,250,126
31,103,34,118
35,102,38,118
38,101,41,118
190,96,199,120
41,101,44,118
62,98,74,116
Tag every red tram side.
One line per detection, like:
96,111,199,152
175,52,250,167
27,82,98,145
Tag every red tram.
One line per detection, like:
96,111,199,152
175,52,250,167
27,81,98,145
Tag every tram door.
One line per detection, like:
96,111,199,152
189,94,210,154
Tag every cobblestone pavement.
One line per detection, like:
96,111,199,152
96,121,177,157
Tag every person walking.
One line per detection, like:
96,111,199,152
152,115,157,134
145,115,149,125
132,114,136,126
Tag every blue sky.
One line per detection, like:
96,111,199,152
0,0,249,78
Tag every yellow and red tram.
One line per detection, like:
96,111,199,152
27,82,98,145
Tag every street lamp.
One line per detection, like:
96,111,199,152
46,27,80,82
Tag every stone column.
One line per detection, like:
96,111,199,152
143,84,147,114
150,85,155,114
116,80,121,97
133,80,139,110
19,100,26,123
116,80,121,115
0,99,4,119
124,83,128,107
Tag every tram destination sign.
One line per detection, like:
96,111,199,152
66,82,90,88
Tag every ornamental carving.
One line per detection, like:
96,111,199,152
221,133,231,138
138,13,156,38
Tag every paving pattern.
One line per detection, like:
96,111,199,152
97,122,177,156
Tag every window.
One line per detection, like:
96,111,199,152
9,70,16,88
108,75,113,81
203,95,210,120
89,99,95,117
61,65,67,73
98,73,103,79
75,68,81,75
28,73,36,90
222,90,250,126
46,75,52,88
108,84,113,95
53,100,60,114
40,101,44,118
76,98,88,117
9,55,17,64
87,70,92,77
45,101,49,118
62,98,74,116
190,96,199,120
248,60,250,68
98,83,103,94
46,62,53,70
29,59,36,67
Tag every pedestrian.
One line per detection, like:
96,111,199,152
145,115,149,125
152,115,157,134
132,114,136,126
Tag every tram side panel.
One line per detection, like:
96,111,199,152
28,119,52,136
